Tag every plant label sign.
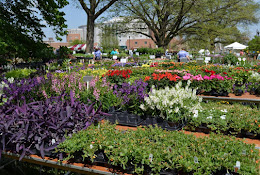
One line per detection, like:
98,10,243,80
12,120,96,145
136,52,140,56
149,154,153,163
83,76,93,82
194,156,199,164
149,55,155,59
205,57,211,61
121,58,127,64
166,55,171,59
113,55,117,60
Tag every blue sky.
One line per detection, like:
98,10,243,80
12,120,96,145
42,1,260,42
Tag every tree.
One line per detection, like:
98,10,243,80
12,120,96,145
116,0,259,49
77,0,118,53
185,0,258,51
100,25,119,50
247,36,260,51
0,0,68,60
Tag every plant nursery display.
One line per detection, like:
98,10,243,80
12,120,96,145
0,56,259,175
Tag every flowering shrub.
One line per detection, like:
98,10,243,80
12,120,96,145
103,69,132,85
140,81,202,122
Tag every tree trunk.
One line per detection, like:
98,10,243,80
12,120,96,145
86,15,95,53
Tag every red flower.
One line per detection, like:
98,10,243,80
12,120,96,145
144,76,150,81
223,72,227,75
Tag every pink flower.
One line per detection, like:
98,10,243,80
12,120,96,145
193,74,203,81
42,90,48,99
93,88,100,100
183,75,190,80
203,76,210,80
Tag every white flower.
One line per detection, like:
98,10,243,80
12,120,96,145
193,113,198,118
140,104,146,111
221,109,228,113
207,116,212,119
220,115,226,120
193,110,198,115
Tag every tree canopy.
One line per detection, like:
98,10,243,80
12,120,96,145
0,0,68,60
77,0,118,53
247,36,260,51
116,0,259,49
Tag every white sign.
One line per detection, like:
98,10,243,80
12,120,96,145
113,55,117,60
166,55,171,59
205,57,211,61
136,52,139,56
121,58,127,63
149,55,155,59
102,53,108,56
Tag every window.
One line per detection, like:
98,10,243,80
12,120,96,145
144,41,147,44
75,36,78,39
135,42,138,45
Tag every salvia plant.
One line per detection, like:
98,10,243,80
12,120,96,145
140,81,202,122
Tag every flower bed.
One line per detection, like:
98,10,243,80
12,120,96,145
57,121,260,175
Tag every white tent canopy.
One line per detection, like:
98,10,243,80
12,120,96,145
224,42,248,50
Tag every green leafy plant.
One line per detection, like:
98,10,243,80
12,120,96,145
57,121,260,175
5,68,36,79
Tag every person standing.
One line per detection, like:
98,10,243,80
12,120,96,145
177,48,190,62
111,48,119,55
93,47,102,61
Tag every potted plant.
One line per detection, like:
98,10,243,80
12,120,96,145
140,81,202,130
234,84,245,96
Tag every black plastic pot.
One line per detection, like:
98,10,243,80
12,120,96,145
116,111,128,124
156,118,167,128
105,113,117,123
255,87,260,96
196,89,203,95
127,114,142,126
234,89,244,96
141,116,156,126
249,88,256,95
164,121,183,131
94,150,108,164
159,169,178,175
